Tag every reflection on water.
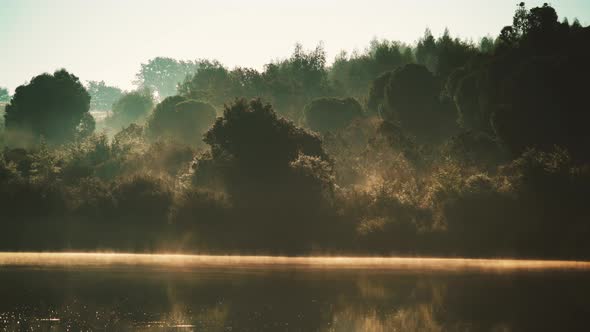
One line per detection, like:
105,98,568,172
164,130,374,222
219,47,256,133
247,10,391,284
1,253,589,331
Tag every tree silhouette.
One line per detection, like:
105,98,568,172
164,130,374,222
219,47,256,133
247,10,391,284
105,88,154,128
0,87,9,103
303,97,363,134
330,40,413,98
193,98,334,252
202,99,327,173
262,43,330,119
177,60,233,107
415,28,476,79
383,64,456,142
4,69,91,145
469,3,590,160
147,96,217,146
367,71,393,114
135,57,199,98
491,55,590,160
86,81,123,111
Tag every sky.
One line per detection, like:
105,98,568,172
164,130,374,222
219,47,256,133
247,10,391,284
1,0,589,93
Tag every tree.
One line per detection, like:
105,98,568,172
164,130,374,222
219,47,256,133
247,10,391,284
105,89,154,128
461,4,590,160
491,56,590,160
445,63,494,133
435,29,477,79
86,81,123,111
329,40,414,98
193,98,334,252
498,3,563,52
4,69,91,145
77,112,96,139
0,87,9,103
194,98,332,208
228,67,265,100
261,43,330,119
178,61,267,109
415,29,438,73
177,60,232,107
383,64,456,142
179,44,330,121
147,96,217,146
367,71,393,114
135,57,199,98
303,97,363,133
202,99,327,173
479,36,496,54
415,28,476,79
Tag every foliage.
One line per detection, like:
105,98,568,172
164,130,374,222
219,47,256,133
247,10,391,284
86,81,123,111
4,69,91,145
450,3,590,161
1,4,589,257
135,57,199,98
147,96,217,146
262,43,330,119
192,98,334,252
442,130,507,170
303,97,363,134
491,55,590,160
366,71,393,114
329,39,414,98
0,87,9,103
105,88,154,129
416,28,477,79
382,64,457,142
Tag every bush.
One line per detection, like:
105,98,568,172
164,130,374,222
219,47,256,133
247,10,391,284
442,130,507,170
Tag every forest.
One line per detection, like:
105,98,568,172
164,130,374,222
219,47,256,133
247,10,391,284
1,3,589,258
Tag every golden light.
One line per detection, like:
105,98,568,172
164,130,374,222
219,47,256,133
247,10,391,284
1,252,589,272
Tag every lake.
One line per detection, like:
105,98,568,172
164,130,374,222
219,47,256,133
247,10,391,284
1,253,589,331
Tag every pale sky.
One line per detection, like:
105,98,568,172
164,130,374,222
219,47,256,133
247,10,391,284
1,0,589,93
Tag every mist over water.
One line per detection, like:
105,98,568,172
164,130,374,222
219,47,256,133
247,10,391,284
2,252,590,272
1,252,590,331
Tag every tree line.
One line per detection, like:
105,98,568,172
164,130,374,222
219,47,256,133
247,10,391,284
1,3,589,258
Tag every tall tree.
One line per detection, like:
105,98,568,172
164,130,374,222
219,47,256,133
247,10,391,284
86,81,123,111
177,60,232,106
262,43,330,118
135,57,199,98
329,40,414,98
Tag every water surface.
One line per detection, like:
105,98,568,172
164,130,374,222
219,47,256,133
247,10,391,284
1,253,589,331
